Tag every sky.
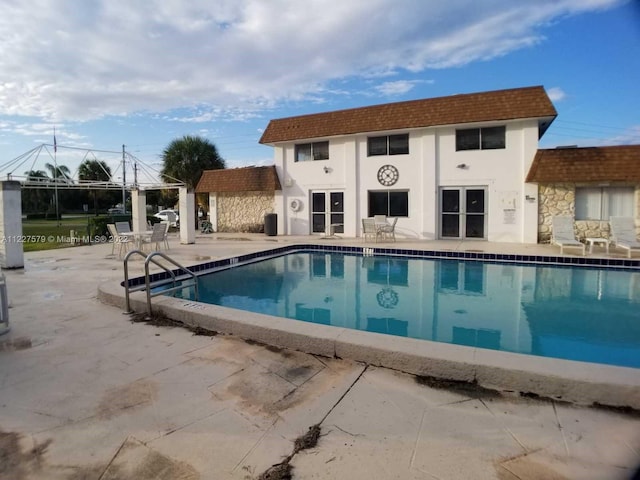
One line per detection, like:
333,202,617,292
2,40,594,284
0,0,638,185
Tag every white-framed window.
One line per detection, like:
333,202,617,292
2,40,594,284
575,186,634,220
295,141,329,162
367,134,409,156
456,126,505,151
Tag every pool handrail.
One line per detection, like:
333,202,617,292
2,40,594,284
123,249,198,315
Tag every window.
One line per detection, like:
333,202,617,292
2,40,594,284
368,190,408,217
295,141,329,162
367,134,409,156
575,187,634,220
456,126,505,151
437,261,486,296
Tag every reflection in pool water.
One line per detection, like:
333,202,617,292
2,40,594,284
171,252,640,369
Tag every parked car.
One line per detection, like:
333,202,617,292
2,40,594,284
154,209,179,227
107,207,125,214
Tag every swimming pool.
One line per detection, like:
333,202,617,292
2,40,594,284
169,251,640,369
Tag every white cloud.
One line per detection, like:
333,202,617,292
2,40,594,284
0,0,624,122
375,80,422,96
547,87,567,102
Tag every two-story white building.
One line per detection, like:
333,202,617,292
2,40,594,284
258,85,557,242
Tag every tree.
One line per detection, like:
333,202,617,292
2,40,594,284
161,135,225,226
78,159,112,215
44,163,72,183
22,170,52,214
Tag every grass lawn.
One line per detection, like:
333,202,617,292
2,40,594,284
21,216,98,252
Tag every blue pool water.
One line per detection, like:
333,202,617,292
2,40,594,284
171,252,640,368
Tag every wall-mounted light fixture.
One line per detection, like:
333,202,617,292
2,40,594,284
456,163,468,169
323,166,331,174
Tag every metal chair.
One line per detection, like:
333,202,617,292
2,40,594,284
362,218,382,242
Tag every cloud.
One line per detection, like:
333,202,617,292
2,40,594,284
375,80,426,96
0,0,623,122
547,87,567,102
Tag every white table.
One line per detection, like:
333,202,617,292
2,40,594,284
585,237,610,254
120,230,153,249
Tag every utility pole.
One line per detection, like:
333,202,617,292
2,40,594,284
121,144,126,211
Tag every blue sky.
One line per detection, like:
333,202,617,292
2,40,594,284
0,0,638,185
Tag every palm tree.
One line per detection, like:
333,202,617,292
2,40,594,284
22,170,52,214
161,135,225,226
78,159,112,215
24,170,49,182
44,163,72,183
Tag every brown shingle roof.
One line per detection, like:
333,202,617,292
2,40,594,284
259,86,556,144
195,166,281,193
526,145,640,183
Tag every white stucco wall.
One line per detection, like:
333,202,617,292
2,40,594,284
274,118,543,243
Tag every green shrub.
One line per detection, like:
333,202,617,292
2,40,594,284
90,216,110,237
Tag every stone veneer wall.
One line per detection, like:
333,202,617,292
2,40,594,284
217,191,275,233
538,184,640,243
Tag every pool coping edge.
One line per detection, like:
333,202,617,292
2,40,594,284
98,279,640,410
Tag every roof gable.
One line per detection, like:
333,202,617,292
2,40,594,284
526,145,640,183
259,86,556,144
195,166,281,193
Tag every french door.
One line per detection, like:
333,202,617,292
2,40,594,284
311,191,344,234
440,187,487,239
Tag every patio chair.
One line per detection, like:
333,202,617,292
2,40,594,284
379,217,398,242
551,216,585,256
609,217,640,258
140,222,169,252
162,211,177,228
200,220,213,234
107,223,132,258
374,215,388,228
362,218,382,243
115,221,131,234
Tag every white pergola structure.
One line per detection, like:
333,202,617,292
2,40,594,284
0,143,197,268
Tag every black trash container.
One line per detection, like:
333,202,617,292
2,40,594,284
264,213,277,236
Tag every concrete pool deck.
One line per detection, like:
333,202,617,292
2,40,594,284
1,232,639,479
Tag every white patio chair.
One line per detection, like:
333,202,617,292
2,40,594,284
379,217,398,242
551,216,585,256
140,222,168,252
362,218,382,243
107,223,132,258
609,217,640,258
115,221,131,234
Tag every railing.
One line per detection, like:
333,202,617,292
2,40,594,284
123,250,198,315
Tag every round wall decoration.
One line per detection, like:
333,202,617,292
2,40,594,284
290,199,302,211
377,164,399,186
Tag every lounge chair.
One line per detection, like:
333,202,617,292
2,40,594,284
551,216,585,255
362,218,382,243
609,217,640,258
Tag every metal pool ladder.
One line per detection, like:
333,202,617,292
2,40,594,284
123,249,199,315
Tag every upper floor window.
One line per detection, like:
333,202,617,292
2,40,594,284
295,141,329,162
368,134,409,156
575,186,634,220
456,126,505,151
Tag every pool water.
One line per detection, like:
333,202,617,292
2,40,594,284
172,252,640,369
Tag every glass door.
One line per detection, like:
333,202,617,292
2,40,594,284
440,187,486,239
311,191,344,234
